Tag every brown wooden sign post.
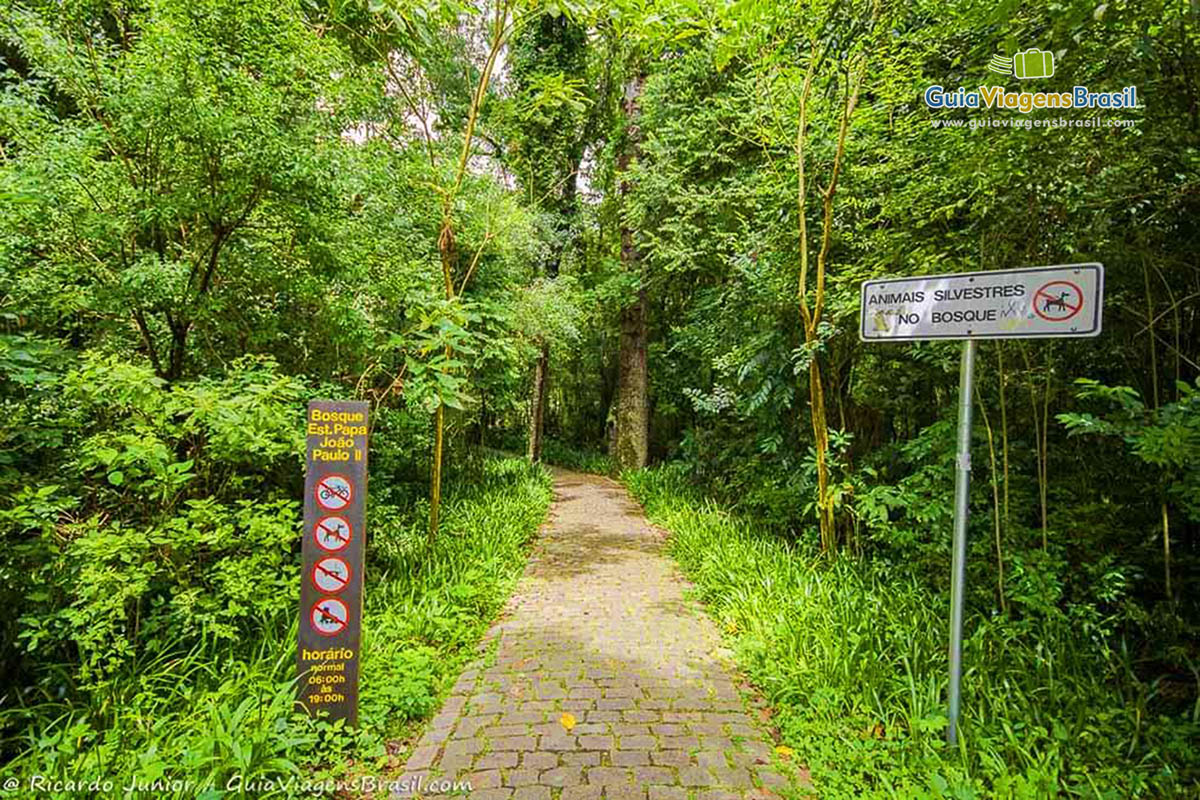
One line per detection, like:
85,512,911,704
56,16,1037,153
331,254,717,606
297,400,368,725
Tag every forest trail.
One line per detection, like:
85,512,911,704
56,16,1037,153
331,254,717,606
396,468,794,800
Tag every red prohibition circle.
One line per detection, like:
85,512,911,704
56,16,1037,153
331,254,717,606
311,556,352,594
309,598,348,637
314,515,353,553
1033,280,1084,322
314,473,353,511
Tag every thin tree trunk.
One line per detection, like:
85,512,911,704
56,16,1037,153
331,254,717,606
1040,365,1051,545
424,1,511,541
166,318,190,382
1144,257,1161,409
478,389,488,446
808,356,835,550
528,343,549,463
430,225,456,542
1162,503,1173,602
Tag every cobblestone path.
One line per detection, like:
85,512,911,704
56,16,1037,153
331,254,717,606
397,469,793,800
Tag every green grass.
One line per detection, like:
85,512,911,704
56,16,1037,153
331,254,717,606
0,455,552,798
626,464,1199,800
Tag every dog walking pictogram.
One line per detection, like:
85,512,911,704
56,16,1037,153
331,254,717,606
314,515,352,553
315,474,353,511
310,598,349,636
1033,280,1083,322
312,556,351,594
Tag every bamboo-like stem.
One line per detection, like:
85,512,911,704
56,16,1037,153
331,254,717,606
1143,256,1161,408
998,343,1010,538
429,403,444,544
976,381,1006,613
793,38,866,552
795,44,817,333
428,0,513,541
1040,362,1051,546
1019,343,1049,548
1162,502,1173,602
1143,256,1173,602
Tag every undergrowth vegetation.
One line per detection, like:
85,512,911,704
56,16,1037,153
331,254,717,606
0,350,551,796
628,465,1200,799
493,433,615,475
3,0,1198,796
537,439,615,475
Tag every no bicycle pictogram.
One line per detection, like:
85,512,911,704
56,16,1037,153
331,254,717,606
312,556,351,594
310,598,349,636
1033,280,1084,322
315,474,353,511
314,515,352,553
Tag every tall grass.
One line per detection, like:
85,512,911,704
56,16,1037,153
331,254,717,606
0,455,552,798
626,465,1198,799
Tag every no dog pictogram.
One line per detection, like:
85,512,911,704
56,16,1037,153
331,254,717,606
1033,280,1083,322
310,597,349,636
314,515,352,553
315,474,353,511
312,556,351,594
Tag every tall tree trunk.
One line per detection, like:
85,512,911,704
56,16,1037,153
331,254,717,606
614,286,649,469
612,73,649,471
528,342,549,462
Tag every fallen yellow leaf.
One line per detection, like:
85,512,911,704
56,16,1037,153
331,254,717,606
775,745,794,759
559,712,576,731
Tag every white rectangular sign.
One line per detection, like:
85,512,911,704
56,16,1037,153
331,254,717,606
860,263,1103,341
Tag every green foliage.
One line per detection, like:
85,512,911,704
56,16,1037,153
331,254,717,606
1,454,552,795
1,0,1198,794
540,438,613,474
1,355,305,693
1,0,353,381
1060,378,1200,522
628,465,1200,799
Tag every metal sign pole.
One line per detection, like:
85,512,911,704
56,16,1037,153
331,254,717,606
946,338,976,745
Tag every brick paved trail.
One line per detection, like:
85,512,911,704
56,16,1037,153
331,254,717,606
397,469,793,800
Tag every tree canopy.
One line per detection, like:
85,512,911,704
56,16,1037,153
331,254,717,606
1,0,1197,796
